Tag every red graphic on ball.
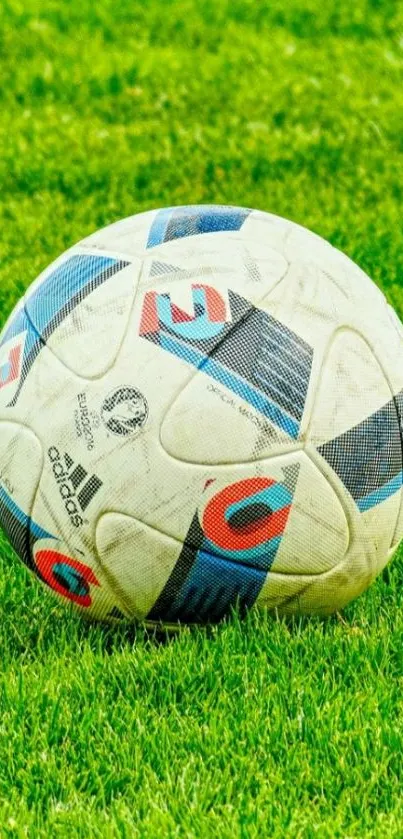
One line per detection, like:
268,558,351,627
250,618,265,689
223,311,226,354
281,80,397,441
35,550,100,607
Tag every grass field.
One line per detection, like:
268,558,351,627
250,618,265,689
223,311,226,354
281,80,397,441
1,0,403,836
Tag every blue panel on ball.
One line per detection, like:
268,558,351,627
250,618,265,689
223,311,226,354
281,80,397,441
26,254,118,336
356,471,403,512
0,254,129,405
318,393,403,512
202,534,282,570
146,205,250,248
141,286,313,439
156,549,266,623
159,331,301,438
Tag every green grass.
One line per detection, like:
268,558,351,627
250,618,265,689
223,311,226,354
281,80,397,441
1,0,403,835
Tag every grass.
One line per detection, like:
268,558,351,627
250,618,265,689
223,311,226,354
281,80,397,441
1,0,403,835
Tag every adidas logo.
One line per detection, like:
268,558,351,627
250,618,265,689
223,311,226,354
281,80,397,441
48,446,102,528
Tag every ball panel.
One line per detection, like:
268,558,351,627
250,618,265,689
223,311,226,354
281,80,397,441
80,209,156,257
0,337,70,433
256,259,354,447
0,421,44,571
384,303,403,385
370,305,403,552
257,540,371,616
270,452,349,575
260,258,349,337
44,253,140,379
283,221,388,313
96,512,185,620
158,285,311,463
0,250,140,410
360,495,402,577
309,329,403,573
23,251,140,380
160,374,291,465
138,233,288,301
307,442,400,605
309,328,395,446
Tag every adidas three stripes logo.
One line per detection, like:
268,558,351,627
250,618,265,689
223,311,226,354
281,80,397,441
62,452,102,511
48,446,102,527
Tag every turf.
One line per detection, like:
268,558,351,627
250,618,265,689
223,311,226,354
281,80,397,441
1,0,403,835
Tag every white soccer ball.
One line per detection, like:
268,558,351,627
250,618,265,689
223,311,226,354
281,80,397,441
0,205,402,623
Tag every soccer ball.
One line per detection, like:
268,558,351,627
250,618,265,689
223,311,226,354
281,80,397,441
0,205,402,624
